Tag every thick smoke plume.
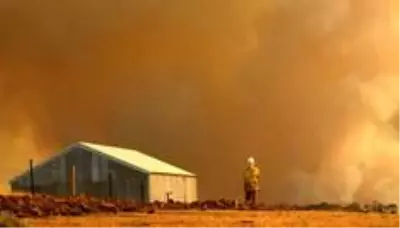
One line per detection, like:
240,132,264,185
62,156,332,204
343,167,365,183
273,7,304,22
0,0,398,204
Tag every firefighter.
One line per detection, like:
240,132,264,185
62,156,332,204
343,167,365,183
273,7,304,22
243,156,260,206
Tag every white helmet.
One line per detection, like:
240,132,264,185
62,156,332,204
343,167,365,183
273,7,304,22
247,156,255,165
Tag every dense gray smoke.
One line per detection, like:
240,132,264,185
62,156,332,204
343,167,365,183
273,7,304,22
0,0,398,204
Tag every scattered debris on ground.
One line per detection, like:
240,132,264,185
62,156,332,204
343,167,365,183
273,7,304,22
0,194,397,218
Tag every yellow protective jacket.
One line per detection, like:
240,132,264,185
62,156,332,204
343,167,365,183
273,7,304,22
243,165,260,191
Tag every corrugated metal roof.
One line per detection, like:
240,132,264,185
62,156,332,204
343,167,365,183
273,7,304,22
78,142,195,176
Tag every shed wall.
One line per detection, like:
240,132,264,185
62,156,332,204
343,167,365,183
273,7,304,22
63,147,149,201
149,174,197,203
10,155,67,195
102,158,148,201
11,148,149,201
184,176,198,203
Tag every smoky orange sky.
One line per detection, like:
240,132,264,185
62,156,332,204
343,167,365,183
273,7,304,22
0,0,398,204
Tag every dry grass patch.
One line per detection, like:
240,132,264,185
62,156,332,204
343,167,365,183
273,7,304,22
25,210,399,227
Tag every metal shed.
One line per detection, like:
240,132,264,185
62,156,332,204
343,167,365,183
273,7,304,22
9,141,198,203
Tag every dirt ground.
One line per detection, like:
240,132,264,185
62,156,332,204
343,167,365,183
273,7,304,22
25,211,399,227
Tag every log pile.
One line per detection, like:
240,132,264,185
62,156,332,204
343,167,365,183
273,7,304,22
0,194,397,218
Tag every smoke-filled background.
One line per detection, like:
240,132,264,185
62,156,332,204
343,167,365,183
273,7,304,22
0,0,398,204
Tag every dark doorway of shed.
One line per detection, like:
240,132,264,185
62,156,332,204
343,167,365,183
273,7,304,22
124,178,145,202
108,170,117,198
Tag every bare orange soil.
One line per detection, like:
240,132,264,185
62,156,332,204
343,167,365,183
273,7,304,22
25,211,399,227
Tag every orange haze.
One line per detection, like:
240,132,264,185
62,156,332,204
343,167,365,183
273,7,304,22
0,0,398,204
